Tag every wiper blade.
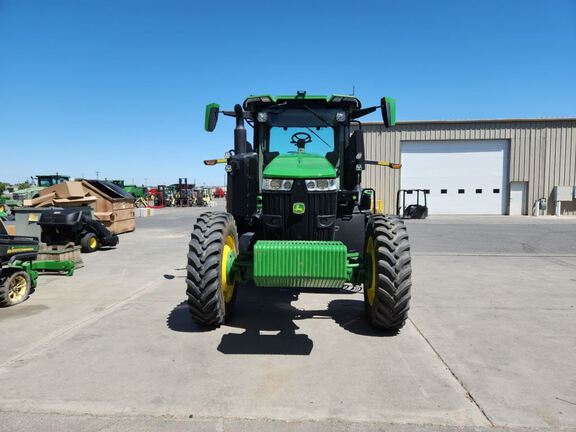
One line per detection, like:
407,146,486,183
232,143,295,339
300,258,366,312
305,127,331,148
302,104,332,128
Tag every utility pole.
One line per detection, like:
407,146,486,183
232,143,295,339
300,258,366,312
96,171,100,180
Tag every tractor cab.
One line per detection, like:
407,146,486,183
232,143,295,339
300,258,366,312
244,94,364,178
36,174,70,188
191,92,412,331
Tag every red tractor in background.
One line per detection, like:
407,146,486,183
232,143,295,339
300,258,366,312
213,187,226,198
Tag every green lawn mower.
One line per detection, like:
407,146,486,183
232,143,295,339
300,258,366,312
0,221,74,307
187,92,412,331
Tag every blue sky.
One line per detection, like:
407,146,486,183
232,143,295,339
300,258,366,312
1,0,575,186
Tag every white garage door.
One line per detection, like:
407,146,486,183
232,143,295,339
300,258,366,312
400,140,509,215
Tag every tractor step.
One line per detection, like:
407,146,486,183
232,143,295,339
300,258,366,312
253,240,351,288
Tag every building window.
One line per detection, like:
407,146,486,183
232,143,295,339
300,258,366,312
493,188,500,194
441,189,447,194
424,189,430,194
458,189,465,194
476,189,482,194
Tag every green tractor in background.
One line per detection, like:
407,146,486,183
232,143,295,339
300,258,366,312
187,92,411,331
111,180,147,199
7,174,70,207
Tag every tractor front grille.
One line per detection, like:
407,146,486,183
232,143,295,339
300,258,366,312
262,180,337,241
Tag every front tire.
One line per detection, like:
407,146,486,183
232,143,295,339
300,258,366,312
0,270,31,307
364,215,412,330
186,212,239,327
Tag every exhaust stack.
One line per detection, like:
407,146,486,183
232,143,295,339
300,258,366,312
233,104,247,154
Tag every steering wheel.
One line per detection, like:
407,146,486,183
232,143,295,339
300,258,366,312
290,132,312,150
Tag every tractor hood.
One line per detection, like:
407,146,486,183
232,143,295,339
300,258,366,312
263,153,336,179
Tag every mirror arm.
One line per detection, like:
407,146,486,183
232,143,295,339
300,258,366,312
223,110,253,120
350,106,378,119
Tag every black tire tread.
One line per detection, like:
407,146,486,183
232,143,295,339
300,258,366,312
186,211,237,327
366,215,412,330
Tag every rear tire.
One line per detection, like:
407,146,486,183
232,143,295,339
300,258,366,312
81,232,99,253
186,212,239,327
364,215,412,331
0,270,31,307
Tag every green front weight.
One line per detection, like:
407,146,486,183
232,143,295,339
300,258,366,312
253,240,351,288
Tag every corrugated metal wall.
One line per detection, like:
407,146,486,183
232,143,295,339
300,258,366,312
362,119,576,215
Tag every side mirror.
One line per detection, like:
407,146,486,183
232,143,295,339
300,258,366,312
204,103,220,132
380,97,396,128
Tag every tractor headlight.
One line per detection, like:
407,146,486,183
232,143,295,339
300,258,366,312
304,178,339,191
262,178,293,191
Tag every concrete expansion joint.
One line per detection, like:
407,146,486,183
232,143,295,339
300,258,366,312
0,277,162,374
408,318,495,427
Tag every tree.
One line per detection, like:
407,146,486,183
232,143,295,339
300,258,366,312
15,181,32,190
0,182,8,195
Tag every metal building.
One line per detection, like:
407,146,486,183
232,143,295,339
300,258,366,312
362,118,576,216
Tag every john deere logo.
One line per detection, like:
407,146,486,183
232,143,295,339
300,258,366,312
292,202,305,214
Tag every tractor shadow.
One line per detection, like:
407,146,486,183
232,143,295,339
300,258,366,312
167,284,396,355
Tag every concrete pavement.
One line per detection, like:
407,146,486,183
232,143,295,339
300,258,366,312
0,206,574,431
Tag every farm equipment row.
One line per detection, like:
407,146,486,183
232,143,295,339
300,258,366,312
0,205,120,307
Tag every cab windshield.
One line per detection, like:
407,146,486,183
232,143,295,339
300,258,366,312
269,126,334,155
37,177,67,187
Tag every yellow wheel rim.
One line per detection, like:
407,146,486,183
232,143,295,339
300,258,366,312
8,274,28,303
89,237,97,249
365,237,376,306
221,234,237,303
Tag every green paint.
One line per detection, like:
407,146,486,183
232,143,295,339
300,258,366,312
383,97,396,127
123,185,146,199
31,259,75,276
6,186,43,206
16,259,75,277
253,240,350,288
263,153,336,179
292,202,305,214
204,102,220,132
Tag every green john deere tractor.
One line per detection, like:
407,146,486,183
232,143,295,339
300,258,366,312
187,92,411,330
7,174,70,207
